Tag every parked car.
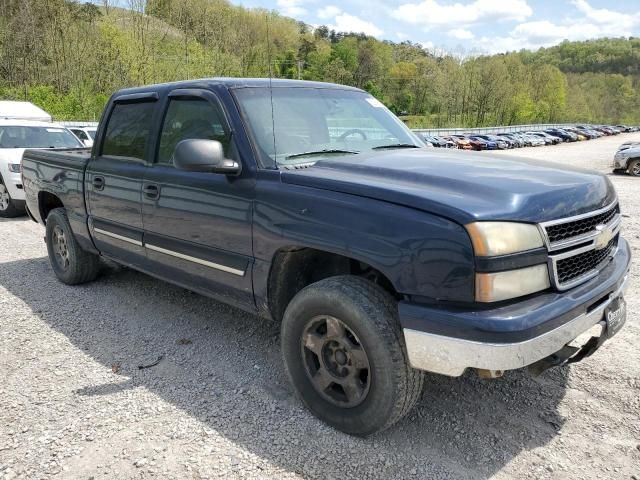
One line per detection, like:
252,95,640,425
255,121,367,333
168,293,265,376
435,135,457,148
466,135,496,150
524,132,552,145
474,134,508,149
497,133,523,148
22,78,631,436
613,144,640,176
618,141,640,151
417,133,448,148
570,127,597,140
69,126,98,148
545,128,577,142
447,135,473,150
531,132,562,145
517,133,543,147
0,120,83,217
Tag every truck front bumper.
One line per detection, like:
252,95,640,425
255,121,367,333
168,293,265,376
400,238,631,377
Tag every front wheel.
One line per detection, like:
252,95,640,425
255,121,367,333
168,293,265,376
628,159,640,177
0,183,25,218
45,208,101,285
281,276,424,436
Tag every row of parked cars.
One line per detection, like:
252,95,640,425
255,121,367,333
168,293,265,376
418,124,639,151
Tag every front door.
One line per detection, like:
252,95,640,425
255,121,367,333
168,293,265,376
86,94,158,267
141,89,254,310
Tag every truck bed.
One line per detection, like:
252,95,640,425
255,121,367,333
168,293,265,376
22,147,92,225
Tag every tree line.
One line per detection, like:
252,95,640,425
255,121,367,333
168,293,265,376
0,0,638,126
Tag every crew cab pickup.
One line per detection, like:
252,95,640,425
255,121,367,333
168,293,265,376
22,79,631,436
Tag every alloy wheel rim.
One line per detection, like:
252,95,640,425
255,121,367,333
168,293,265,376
0,184,9,211
633,163,640,176
52,225,70,270
301,315,371,408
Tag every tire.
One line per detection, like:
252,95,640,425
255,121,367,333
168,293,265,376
0,182,25,218
628,159,640,177
281,276,424,436
45,208,100,285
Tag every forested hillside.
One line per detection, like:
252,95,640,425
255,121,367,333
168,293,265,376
0,0,638,126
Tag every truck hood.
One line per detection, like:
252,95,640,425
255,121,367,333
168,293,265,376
281,149,616,224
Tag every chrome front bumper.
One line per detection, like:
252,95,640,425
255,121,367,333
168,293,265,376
404,274,629,377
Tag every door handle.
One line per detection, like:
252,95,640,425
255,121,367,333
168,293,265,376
143,184,160,200
93,176,105,190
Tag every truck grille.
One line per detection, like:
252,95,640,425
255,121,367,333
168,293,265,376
541,201,621,290
556,237,617,285
545,203,619,244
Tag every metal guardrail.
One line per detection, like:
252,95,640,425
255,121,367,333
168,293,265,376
412,123,580,136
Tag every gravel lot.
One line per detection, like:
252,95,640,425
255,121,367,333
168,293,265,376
1,133,639,480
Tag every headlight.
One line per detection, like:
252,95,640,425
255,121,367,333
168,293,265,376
466,222,544,256
8,163,21,173
476,264,550,302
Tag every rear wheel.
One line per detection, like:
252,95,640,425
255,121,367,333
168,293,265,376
45,208,100,285
628,159,640,177
0,183,25,218
281,276,424,436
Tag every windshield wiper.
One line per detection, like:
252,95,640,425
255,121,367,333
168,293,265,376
372,143,420,150
285,149,360,160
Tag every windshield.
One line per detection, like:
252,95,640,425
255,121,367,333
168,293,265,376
233,87,422,168
0,126,83,149
86,129,97,140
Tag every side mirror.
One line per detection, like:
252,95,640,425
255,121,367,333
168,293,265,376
172,139,241,175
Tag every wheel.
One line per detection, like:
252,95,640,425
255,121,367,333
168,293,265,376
0,182,25,218
281,276,424,436
45,208,100,285
628,159,640,177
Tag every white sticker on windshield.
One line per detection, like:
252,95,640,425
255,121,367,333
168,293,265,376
366,97,385,108
46,128,64,133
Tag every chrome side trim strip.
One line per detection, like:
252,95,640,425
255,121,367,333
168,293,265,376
94,228,143,247
145,244,245,276
404,273,628,377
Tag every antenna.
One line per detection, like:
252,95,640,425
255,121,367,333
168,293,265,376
266,14,277,164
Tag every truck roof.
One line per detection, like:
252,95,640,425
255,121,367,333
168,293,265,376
113,78,364,97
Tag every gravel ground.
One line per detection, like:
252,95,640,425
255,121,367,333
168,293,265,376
1,133,639,480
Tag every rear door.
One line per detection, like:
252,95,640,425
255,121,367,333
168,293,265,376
86,93,158,267
140,89,255,309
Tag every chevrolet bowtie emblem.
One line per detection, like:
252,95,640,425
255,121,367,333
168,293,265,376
594,224,614,250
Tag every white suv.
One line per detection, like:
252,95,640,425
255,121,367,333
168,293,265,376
69,126,98,148
0,120,83,217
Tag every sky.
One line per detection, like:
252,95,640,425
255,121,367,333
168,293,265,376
228,0,640,54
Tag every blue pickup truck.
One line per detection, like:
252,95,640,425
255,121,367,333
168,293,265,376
21,79,631,436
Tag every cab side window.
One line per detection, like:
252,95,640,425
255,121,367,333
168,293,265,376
157,97,231,166
101,101,156,160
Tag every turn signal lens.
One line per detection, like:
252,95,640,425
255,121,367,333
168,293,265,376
476,264,550,302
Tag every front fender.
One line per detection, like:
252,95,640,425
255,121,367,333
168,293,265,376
253,173,475,303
